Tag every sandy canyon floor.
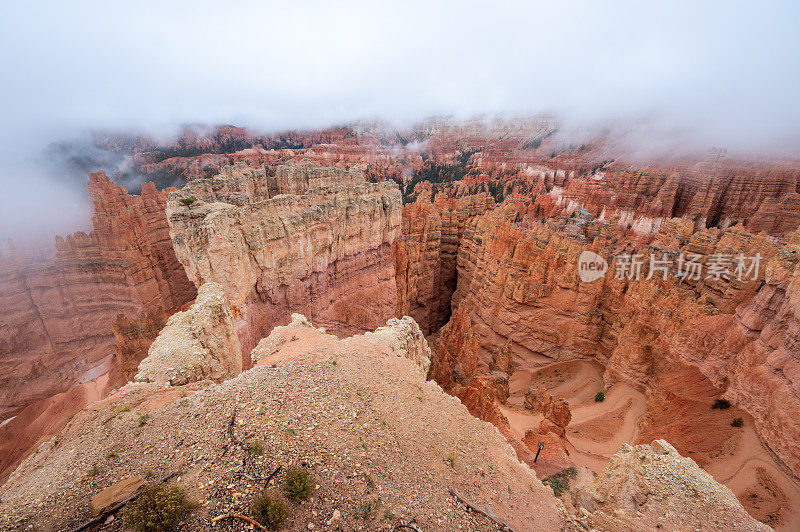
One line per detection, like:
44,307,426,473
496,358,800,530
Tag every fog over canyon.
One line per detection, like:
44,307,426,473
1,2,800,531
0,118,797,530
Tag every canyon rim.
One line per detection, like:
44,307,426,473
1,2,800,530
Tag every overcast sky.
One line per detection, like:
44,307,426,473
1,0,799,246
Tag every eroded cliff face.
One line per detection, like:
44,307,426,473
410,197,800,525
167,161,403,361
0,172,197,482
394,193,494,334
0,172,196,421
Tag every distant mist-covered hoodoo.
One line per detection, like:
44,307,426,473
2,119,800,529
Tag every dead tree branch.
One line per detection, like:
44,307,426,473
448,487,518,532
211,512,268,530
68,471,179,532
234,464,281,483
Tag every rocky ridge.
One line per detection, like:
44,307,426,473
0,314,568,531
167,162,402,360
574,440,769,531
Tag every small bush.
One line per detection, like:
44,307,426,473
731,417,744,427
283,466,313,501
251,490,288,531
543,467,578,497
358,497,380,519
87,464,102,478
123,483,189,531
106,450,118,459
712,398,731,410
444,452,457,470
247,440,265,456
116,405,131,414
137,413,149,427
178,197,196,207
594,391,605,402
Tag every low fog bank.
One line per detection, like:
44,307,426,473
0,161,92,259
0,0,798,251
0,110,796,256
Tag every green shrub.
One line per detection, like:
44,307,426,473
712,398,731,410
178,197,196,207
251,490,288,530
358,497,380,519
282,466,313,501
731,417,744,427
247,440,265,456
137,413,149,427
123,484,189,531
116,405,131,414
543,467,578,497
594,391,605,402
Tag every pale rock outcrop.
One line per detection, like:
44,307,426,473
250,313,432,374
167,162,402,356
575,440,770,531
357,316,432,373
135,283,241,386
275,160,364,194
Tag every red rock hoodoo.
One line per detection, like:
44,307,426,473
3,118,800,529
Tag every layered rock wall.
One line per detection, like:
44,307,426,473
394,193,493,334
432,202,800,477
0,172,196,420
167,162,403,361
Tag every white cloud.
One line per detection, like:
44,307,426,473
0,0,798,242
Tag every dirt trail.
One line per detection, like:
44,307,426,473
502,357,800,530
704,422,800,530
